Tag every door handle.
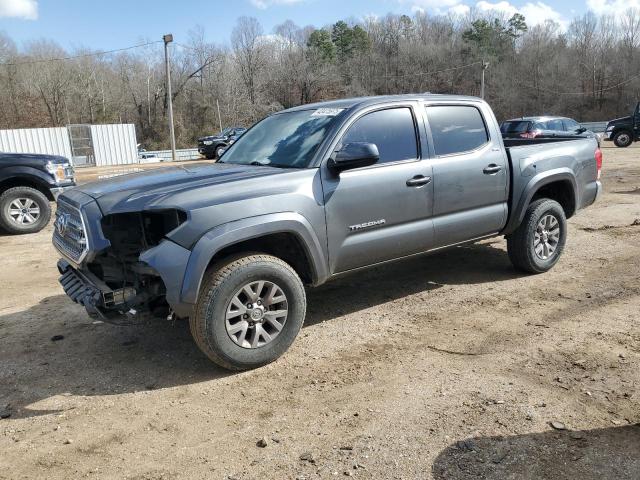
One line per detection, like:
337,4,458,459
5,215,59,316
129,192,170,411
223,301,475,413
483,164,502,175
406,175,432,187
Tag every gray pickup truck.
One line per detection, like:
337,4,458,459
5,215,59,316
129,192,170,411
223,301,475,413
53,95,602,370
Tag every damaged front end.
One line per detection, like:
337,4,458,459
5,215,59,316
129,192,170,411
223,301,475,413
55,202,191,325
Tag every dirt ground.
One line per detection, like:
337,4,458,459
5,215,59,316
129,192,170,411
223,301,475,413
1,144,639,480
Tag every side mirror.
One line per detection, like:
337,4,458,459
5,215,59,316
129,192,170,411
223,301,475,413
328,142,379,172
576,127,587,134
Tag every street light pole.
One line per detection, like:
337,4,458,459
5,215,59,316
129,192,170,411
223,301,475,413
480,60,490,99
163,34,177,162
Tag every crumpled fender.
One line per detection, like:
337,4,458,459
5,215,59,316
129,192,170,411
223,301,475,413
180,212,328,307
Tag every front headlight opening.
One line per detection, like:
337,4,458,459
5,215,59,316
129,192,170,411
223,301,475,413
46,161,73,183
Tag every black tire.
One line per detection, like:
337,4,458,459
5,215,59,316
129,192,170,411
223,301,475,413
214,145,226,160
0,186,51,235
190,254,306,371
613,131,633,148
507,198,567,274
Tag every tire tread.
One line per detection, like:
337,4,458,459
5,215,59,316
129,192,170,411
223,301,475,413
190,253,305,370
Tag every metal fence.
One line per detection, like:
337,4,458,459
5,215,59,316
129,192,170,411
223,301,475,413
0,124,138,167
0,127,73,159
140,148,201,162
91,124,138,166
581,121,608,133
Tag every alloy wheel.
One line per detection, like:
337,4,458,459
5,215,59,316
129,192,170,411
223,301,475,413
225,280,288,349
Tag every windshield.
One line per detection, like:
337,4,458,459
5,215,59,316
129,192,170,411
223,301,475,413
219,109,341,168
500,121,531,134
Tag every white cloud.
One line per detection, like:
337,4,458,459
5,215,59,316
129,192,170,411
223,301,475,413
521,2,567,28
447,1,566,28
250,0,304,9
409,0,460,8
476,0,518,16
587,0,640,14
0,0,37,19
449,4,471,15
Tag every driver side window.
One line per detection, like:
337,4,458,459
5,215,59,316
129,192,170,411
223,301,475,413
563,119,580,131
341,108,418,164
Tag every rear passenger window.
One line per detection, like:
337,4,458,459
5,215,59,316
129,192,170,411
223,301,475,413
547,119,564,130
341,108,418,164
426,106,489,156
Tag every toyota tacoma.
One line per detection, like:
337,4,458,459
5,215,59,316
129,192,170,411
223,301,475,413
53,95,602,370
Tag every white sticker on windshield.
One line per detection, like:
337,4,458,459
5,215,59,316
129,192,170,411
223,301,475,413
311,108,344,117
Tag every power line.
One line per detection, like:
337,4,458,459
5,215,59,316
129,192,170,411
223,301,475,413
523,71,640,96
0,40,163,67
380,61,482,78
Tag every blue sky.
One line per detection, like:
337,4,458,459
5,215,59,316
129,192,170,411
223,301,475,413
0,0,634,51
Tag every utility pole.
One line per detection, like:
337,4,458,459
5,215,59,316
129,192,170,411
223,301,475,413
480,61,489,99
163,34,177,162
216,99,223,133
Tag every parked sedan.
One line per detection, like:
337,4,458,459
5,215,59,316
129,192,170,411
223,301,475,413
501,116,598,142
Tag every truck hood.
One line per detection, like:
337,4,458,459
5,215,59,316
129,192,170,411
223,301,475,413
199,135,226,142
607,115,632,127
75,163,294,213
0,152,69,165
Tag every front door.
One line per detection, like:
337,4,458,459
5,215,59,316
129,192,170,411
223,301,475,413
322,106,434,274
424,103,509,247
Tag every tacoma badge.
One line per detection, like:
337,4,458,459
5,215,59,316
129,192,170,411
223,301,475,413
349,219,386,232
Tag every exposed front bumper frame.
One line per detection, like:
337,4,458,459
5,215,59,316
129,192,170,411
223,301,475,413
57,259,147,325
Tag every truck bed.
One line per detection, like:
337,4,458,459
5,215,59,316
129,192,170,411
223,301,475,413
504,136,600,233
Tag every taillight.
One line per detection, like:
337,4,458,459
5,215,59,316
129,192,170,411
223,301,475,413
520,130,541,139
595,148,603,180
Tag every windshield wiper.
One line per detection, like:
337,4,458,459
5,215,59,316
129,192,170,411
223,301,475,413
249,161,301,169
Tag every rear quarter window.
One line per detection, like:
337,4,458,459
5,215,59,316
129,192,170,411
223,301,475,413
426,105,489,156
500,121,531,134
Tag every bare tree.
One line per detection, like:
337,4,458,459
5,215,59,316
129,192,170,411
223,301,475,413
231,16,265,105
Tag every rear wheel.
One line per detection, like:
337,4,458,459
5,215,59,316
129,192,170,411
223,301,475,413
613,131,633,148
0,186,51,235
507,199,567,274
190,254,306,370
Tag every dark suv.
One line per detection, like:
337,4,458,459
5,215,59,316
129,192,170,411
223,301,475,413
501,116,596,141
604,102,640,147
198,127,246,160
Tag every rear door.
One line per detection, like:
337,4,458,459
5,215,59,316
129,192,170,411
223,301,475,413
545,118,566,136
322,103,434,273
424,103,509,247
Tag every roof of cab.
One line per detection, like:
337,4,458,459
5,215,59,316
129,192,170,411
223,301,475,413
280,93,484,113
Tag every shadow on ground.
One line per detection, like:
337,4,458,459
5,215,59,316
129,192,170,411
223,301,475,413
0,241,521,418
305,240,520,327
432,424,640,480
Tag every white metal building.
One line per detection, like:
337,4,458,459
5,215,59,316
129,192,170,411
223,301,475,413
0,123,138,167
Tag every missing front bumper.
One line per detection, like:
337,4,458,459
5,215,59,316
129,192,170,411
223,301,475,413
57,259,150,325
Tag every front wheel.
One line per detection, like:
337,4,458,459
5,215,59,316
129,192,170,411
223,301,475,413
0,186,51,234
613,131,633,148
215,145,226,160
507,199,567,274
190,254,306,370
